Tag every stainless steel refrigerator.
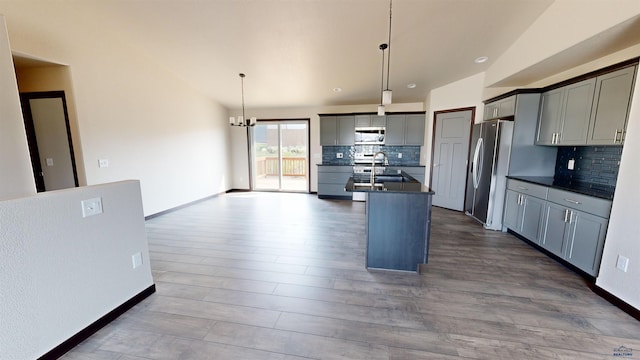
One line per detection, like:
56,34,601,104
465,120,514,230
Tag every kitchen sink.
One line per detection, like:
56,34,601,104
374,174,409,182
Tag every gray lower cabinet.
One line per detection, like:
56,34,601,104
388,166,425,184
317,165,352,199
504,179,611,276
320,115,355,145
540,189,611,276
385,114,425,145
503,189,546,243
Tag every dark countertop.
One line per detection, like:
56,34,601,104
507,176,615,200
345,170,434,194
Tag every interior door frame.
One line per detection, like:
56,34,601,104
20,91,79,192
429,107,476,209
249,118,311,193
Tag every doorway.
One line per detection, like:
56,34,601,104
20,91,79,192
430,108,474,211
250,119,309,192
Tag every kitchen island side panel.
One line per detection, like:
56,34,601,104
366,192,431,271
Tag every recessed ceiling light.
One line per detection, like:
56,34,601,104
332,87,342,93
407,83,417,89
474,56,489,64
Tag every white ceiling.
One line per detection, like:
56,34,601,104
14,0,579,109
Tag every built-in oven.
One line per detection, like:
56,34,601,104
355,127,385,145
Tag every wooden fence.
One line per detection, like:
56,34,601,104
255,157,307,177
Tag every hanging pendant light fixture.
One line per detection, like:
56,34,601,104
382,0,393,106
378,43,388,116
229,73,256,127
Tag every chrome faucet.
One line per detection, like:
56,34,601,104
370,151,389,184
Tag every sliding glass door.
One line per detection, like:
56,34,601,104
251,120,309,192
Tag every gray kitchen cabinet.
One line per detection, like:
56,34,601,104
504,190,546,243
320,115,355,145
503,179,548,243
355,114,386,127
385,114,425,145
540,188,612,276
483,95,516,120
536,78,596,145
317,165,353,199
536,88,563,145
388,166,425,184
587,65,637,145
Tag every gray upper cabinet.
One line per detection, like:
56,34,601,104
355,114,386,127
536,78,596,145
320,115,355,145
536,89,563,145
587,65,637,145
560,78,596,145
386,114,425,145
320,116,338,145
483,95,516,120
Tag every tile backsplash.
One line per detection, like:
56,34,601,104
555,146,622,187
322,145,421,166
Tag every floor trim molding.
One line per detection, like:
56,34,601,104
38,284,156,360
590,284,640,321
145,193,223,220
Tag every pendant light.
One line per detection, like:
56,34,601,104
378,43,388,116
229,73,256,127
382,0,393,105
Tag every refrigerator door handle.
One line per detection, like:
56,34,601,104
472,137,483,189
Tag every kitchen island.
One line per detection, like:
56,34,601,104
346,170,435,272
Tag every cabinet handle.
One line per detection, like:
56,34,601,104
564,208,570,223
622,129,626,143
518,194,523,205
517,186,528,190
614,129,622,143
563,198,581,205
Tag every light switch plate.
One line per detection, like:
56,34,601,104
397,153,403,158
98,159,109,168
616,255,629,272
132,252,143,269
46,158,54,166
81,197,103,218
568,159,575,170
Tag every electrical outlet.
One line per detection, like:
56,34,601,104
336,153,343,158
616,255,629,272
81,197,103,218
397,153,403,159
46,158,54,166
132,252,143,269
98,159,109,168
568,159,575,170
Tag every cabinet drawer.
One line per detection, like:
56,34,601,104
507,179,548,199
318,166,352,173
318,183,350,196
318,172,351,184
547,188,612,218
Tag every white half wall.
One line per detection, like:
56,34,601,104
0,180,154,360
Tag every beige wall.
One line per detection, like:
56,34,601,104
0,2,232,216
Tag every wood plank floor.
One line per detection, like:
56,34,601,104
62,192,640,360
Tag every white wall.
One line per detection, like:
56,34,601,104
0,16,35,199
0,3,232,216
230,103,424,192
0,180,154,360
595,68,640,309
424,73,486,185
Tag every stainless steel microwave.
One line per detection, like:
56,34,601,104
355,127,385,145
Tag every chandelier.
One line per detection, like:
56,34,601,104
229,73,256,127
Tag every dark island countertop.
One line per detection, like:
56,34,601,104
507,175,614,200
345,170,434,194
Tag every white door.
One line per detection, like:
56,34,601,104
431,110,473,211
